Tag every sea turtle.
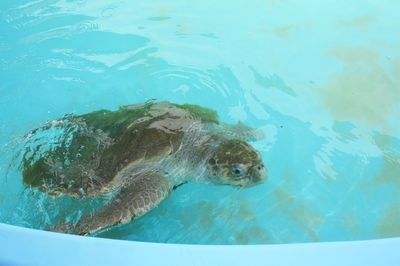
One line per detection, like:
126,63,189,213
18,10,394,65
21,101,267,235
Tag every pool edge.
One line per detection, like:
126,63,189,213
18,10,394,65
0,222,399,266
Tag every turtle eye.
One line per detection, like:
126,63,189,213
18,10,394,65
230,164,246,177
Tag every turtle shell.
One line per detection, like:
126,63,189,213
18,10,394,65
21,101,219,197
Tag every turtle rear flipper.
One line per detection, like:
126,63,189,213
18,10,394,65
64,171,173,235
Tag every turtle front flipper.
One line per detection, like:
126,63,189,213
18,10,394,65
208,122,265,142
63,171,172,235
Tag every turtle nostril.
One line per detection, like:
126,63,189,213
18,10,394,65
256,164,264,171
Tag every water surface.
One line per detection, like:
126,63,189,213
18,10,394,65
0,0,399,244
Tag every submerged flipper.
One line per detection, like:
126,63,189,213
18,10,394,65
51,171,173,235
209,122,265,142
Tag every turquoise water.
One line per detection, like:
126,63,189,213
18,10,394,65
1,0,400,244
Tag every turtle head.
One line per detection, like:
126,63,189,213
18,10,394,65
206,139,267,188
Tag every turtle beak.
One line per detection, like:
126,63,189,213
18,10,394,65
246,163,268,187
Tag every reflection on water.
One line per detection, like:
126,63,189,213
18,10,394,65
0,0,399,244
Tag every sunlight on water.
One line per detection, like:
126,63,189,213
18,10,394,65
0,0,399,244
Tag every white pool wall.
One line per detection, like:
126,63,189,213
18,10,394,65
0,223,399,266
